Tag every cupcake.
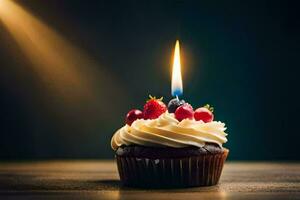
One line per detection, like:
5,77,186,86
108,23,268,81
111,96,228,188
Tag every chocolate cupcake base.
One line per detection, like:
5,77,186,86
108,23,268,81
115,145,229,188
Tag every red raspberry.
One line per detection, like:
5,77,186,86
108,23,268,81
143,95,167,119
194,104,214,123
174,103,194,121
125,109,143,125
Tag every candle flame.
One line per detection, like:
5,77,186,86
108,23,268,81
171,40,183,96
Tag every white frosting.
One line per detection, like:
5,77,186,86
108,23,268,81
111,112,227,150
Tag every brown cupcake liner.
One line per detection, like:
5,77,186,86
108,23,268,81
116,149,229,188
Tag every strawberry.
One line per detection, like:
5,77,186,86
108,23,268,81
194,104,214,123
143,95,167,119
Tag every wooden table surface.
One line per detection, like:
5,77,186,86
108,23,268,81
0,161,299,200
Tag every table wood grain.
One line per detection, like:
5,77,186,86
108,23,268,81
0,161,299,199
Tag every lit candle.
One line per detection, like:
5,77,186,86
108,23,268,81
168,40,185,113
171,40,183,97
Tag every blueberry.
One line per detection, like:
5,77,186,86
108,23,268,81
168,98,186,113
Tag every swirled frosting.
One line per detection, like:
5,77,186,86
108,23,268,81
111,112,227,150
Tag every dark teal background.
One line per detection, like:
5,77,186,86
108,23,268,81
0,0,299,160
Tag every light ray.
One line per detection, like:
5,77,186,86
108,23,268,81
0,0,127,125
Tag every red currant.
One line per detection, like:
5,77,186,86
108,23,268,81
174,103,194,121
125,109,143,125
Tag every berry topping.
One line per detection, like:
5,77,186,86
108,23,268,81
167,98,186,113
194,104,214,123
143,95,167,119
174,103,194,121
125,109,143,125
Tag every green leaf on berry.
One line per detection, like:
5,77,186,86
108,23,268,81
204,104,214,112
147,95,163,102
